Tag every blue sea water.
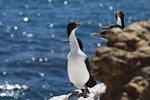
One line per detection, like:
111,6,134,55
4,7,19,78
0,0,149,99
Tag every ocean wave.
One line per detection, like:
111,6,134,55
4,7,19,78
0,82,29,99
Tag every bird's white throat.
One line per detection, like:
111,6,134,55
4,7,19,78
116,16,122,27
69,28,80,52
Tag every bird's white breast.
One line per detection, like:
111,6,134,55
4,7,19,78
116,16,122,26
67,50,90,89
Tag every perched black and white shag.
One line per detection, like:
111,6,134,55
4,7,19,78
101,11,124,29
91,11,124,37
66,22,96,95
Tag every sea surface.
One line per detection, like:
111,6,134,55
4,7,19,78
0,0,149,100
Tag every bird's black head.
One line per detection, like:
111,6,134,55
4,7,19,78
67,22,82,37
115,11,124,20
115,11,124,28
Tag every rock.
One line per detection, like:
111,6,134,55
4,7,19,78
49,83,106,100
92,20,150,100
124,75,149,100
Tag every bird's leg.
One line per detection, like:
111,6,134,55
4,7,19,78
69,85,79,99
70,83,76,93
80,86,88,98
83,87,87,94
72,85,76,92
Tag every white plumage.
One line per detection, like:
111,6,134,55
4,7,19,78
66,22,96,95
67,28,90,89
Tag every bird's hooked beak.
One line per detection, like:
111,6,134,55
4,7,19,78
61,39,69,43
115,11,123,18
76,22,83,27
114,11,118,16
91,32,100,37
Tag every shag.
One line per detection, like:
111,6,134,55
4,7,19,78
91,11,124,37
66,22,96,96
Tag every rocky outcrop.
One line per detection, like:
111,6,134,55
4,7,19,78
50,83,106,100
92,20,150,100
